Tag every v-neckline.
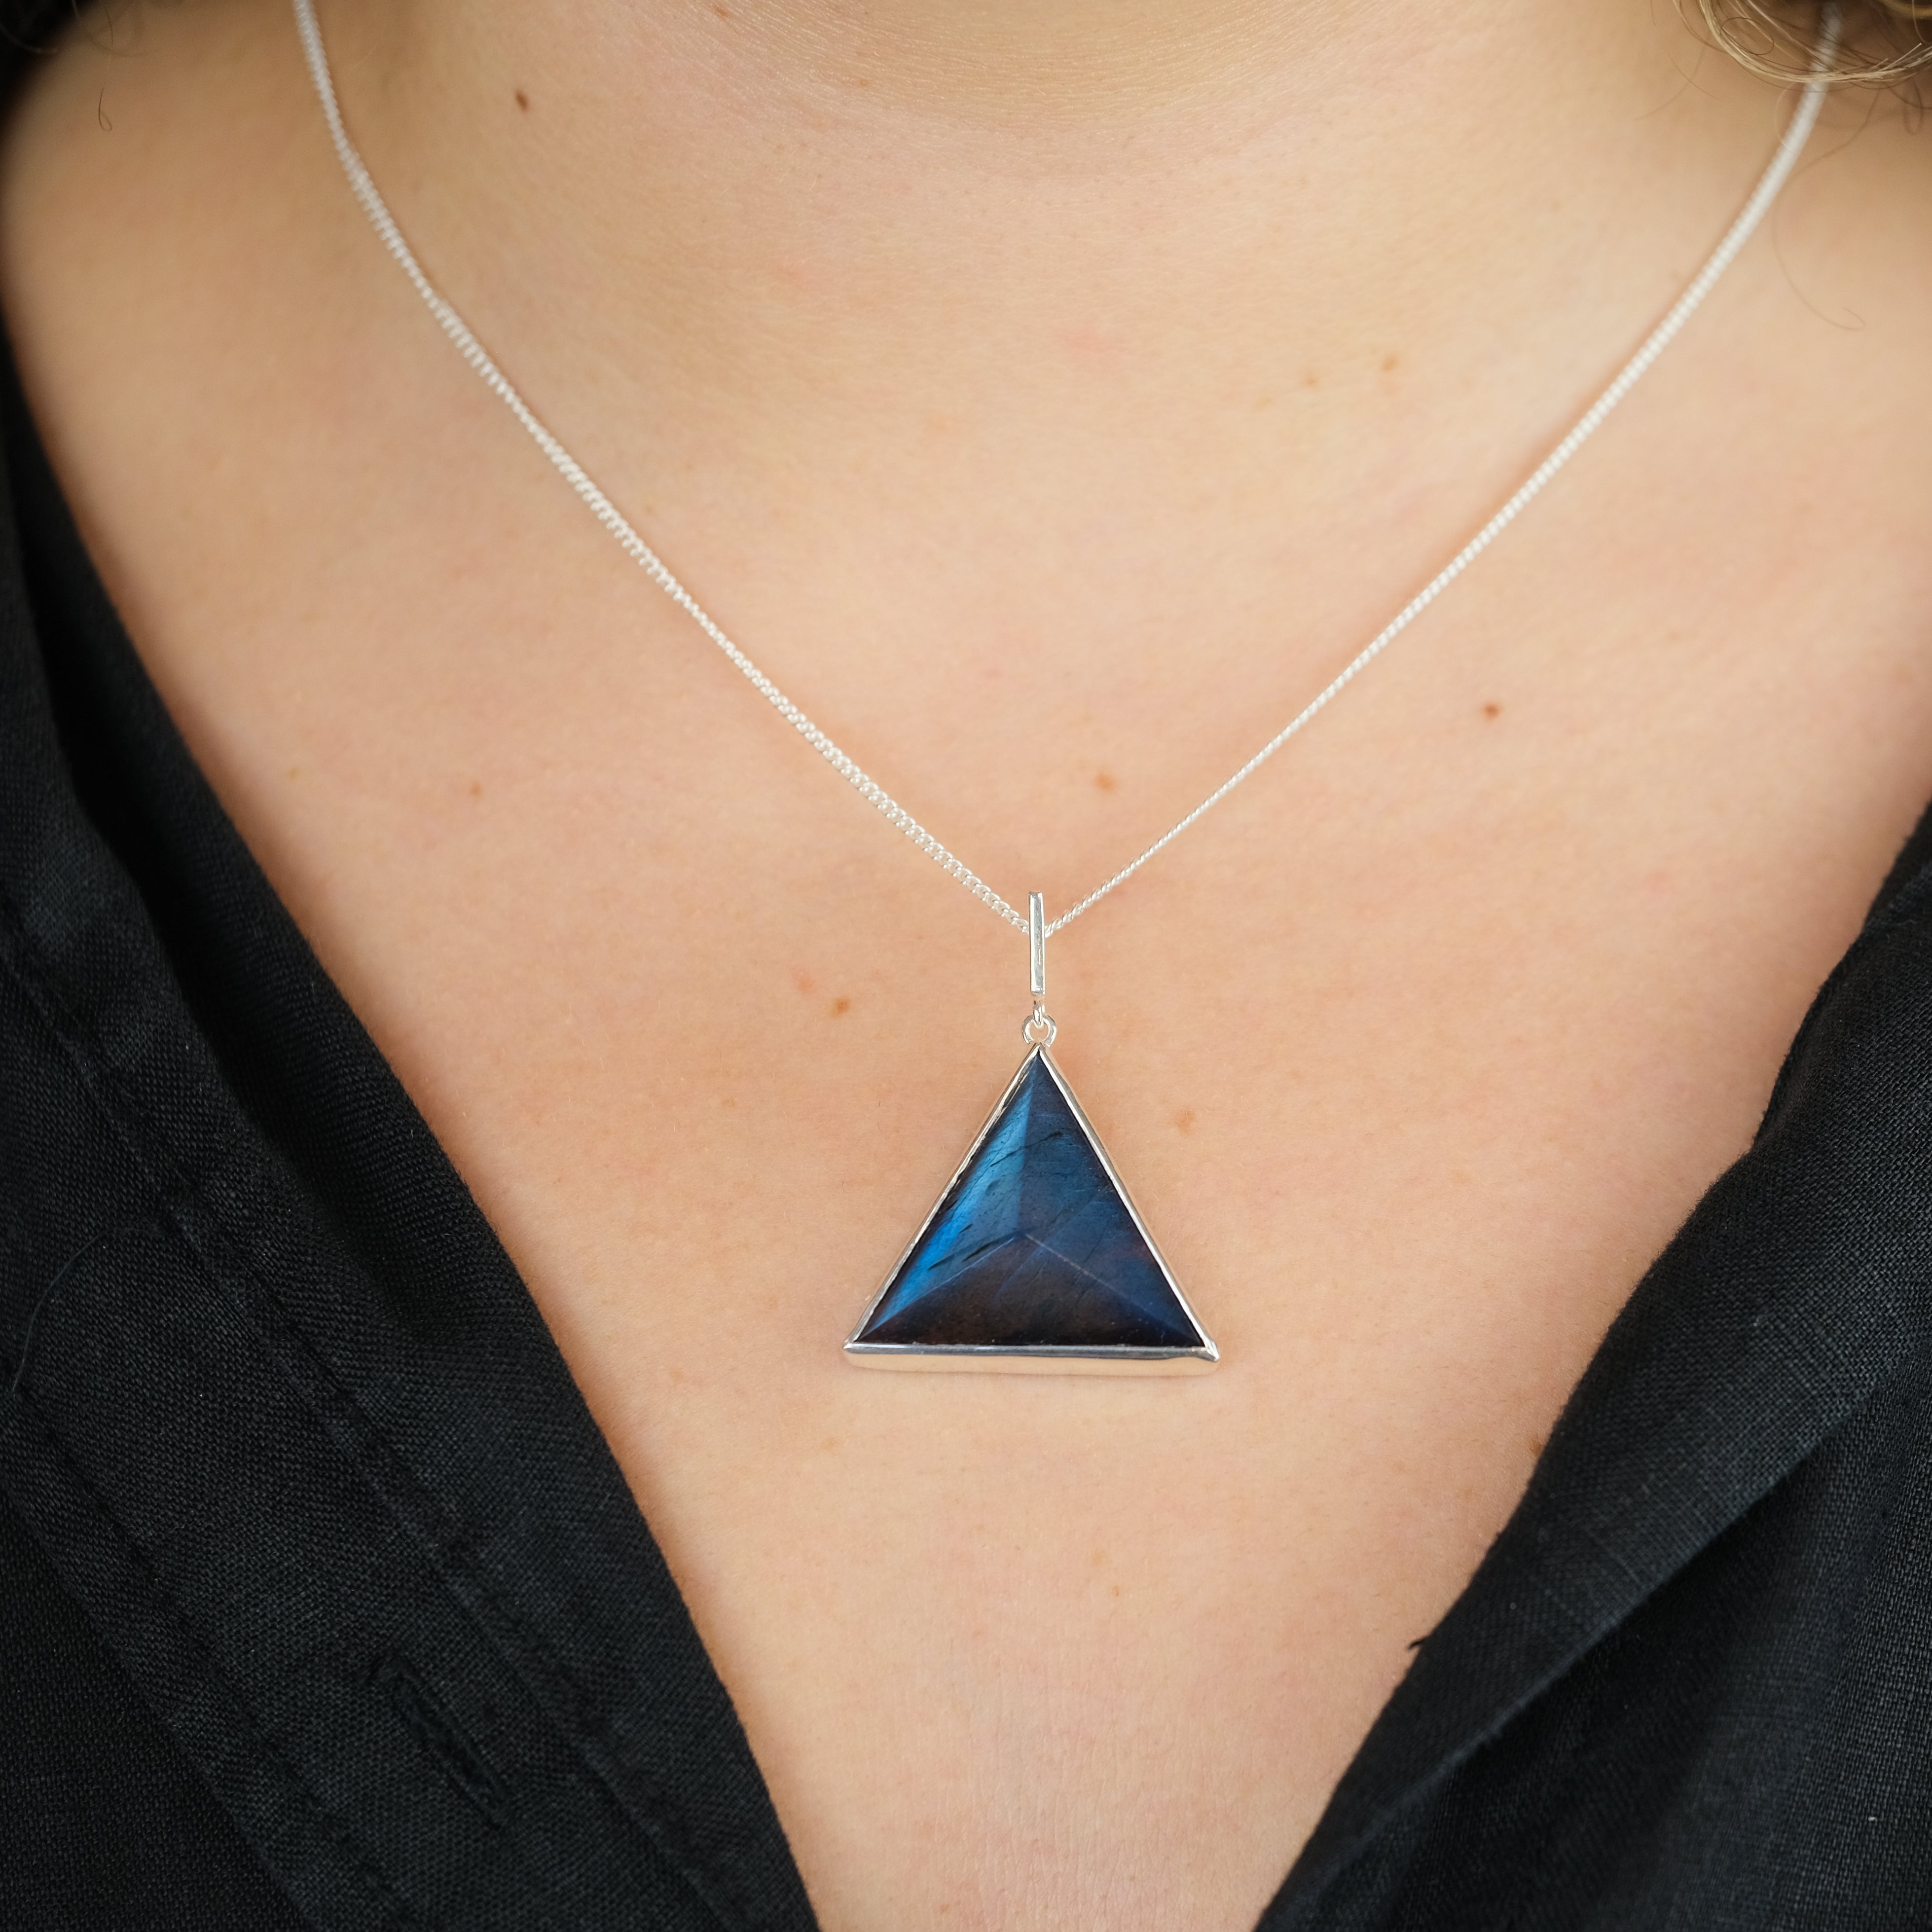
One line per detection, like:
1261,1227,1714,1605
5,328,1932,1929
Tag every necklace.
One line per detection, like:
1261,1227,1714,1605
293,0,1834,1376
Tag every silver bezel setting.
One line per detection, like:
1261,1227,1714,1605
844,1045,1219,1377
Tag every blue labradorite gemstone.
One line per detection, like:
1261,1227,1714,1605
855,1051,1205,1351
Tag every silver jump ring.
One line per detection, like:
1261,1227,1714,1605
1021,1011,1058,1049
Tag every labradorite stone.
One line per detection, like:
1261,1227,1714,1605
855,1052,1203,1351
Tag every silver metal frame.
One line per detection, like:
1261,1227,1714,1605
845,1044,1219,1376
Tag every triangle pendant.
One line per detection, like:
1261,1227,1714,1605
846,1046,1218,1375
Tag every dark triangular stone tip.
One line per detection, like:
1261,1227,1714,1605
847,1048,1216,1373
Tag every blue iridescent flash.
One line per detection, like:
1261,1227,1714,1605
847,1049,1212,1360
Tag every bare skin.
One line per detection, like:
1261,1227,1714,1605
3,1,1931,1925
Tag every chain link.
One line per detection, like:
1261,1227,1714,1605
293,0,1834,945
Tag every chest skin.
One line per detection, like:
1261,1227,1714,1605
6,9,1932,1928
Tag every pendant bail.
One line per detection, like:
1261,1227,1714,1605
1023,891,1057,1047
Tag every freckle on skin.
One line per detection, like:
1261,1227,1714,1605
285,766,300,781
1174,1108,1196,1134
1253,394,1273,411
1094,770,1117,792
793,968,814,994
1529,1434,1547,1457
832,996,851,1017
1482,702,1502,720
514,89,529,111
1382,353,1400,372
1303,370,1320,388
468,778,483,796
821,1436,840,1453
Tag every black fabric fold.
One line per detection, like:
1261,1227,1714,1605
1265,865,1932,1922
0,342,815,1929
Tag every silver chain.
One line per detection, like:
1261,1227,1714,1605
292,0,1835,944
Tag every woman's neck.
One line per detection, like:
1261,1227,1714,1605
318,0,1798,551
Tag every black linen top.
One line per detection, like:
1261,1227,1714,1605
5,80,1932,1932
